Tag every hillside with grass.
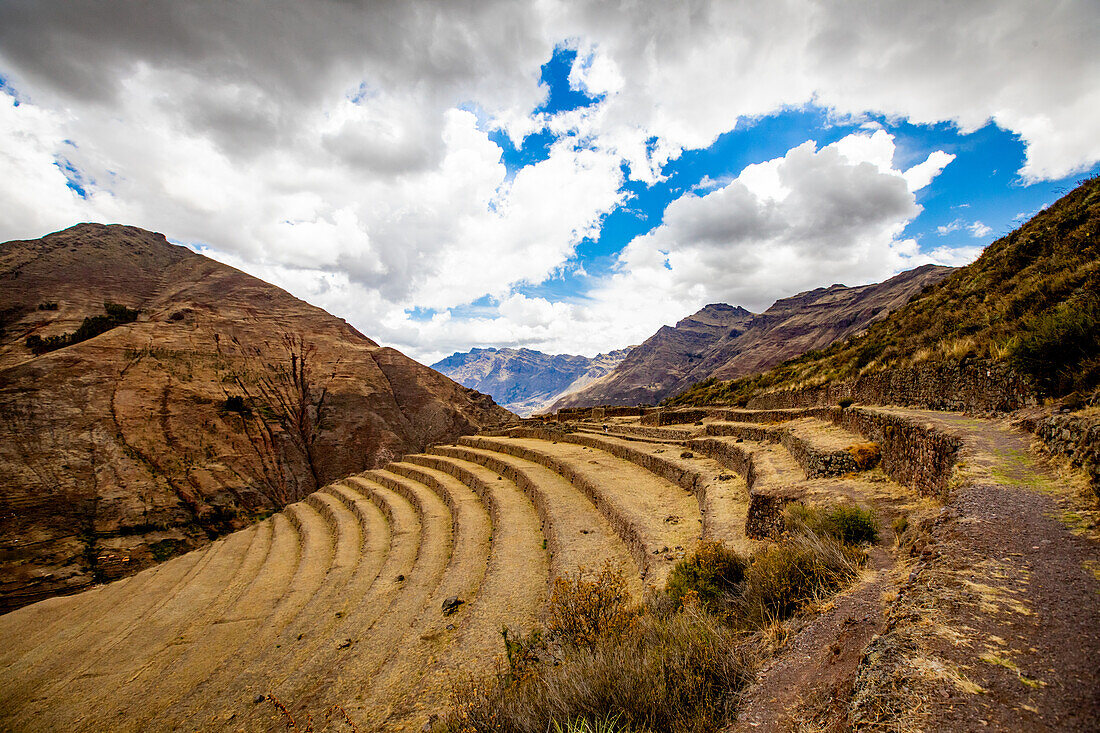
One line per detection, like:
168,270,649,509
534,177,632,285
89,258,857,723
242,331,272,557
668,175,1100,408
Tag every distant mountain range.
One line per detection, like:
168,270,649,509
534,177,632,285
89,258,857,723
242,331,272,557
671,175,1100,407
431,346,633,416
549,264,953,410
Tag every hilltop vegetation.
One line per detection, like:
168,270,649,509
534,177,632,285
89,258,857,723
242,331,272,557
669,176,1100,407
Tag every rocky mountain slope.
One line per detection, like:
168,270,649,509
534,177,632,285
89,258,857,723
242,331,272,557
550,265,953,410
0,223,513,612
671,175,1100,408
432,346,632,416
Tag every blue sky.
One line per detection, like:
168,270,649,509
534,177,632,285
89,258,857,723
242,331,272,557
446,45,1098,331
1,1,1097,362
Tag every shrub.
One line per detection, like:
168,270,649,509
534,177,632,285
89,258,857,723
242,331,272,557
437,534,868,733
846,442,882,471
1009,296,1100,395
149,538,182,562
223,395,251,415
785,503,879,545
24,301,140,355
735,531,862,628
441,608,755,733
664,541,747,612
104,302,139,322
545,564,638,647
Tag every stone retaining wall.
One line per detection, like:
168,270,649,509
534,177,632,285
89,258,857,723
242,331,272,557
747,360,1033,414
704,405,962,497
777,430,861,478
827,407,962,497
602,424,698,442
705,419,861,478
1019,412,1100,499
508,427,706,497
640,408,708,426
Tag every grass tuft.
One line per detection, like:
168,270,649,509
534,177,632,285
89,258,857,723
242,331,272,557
786,503,879,546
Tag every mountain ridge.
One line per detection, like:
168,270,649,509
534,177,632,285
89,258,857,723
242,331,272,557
549,263,954,410
432,346,633,416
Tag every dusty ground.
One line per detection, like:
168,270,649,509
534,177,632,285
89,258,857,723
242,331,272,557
1,407,1095,731
847,410,1100,731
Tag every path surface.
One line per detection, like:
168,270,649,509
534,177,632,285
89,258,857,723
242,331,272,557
849,409,1100,731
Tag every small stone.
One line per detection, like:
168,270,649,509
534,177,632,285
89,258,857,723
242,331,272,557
680,451,694,459
253,694,265,704
442,596,464,615
396,574,405,582
338,638,353,649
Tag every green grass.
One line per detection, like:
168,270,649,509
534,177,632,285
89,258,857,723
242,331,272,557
785,504,879,546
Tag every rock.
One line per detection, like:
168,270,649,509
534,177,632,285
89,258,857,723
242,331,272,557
0,224,515,613
442,597,464,615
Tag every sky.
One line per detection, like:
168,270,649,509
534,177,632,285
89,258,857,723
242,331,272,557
1,1,1098,364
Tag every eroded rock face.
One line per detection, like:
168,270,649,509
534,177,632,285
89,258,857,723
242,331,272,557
0,223,514,612
551,265,953,410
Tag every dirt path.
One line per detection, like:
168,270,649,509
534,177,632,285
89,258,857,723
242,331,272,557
732,547,896,733
850,410,1100,731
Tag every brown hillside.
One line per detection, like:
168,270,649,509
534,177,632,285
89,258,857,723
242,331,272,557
670,175,1100,408
552,265,952,410
0,223,513,612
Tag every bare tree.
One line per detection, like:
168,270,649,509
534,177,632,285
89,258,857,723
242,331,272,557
226,334,340,505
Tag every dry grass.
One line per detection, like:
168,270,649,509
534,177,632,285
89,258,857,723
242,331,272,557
437,528,868,733
735,531,863,628
441,605,754,733
546,564,639,647
846,442,882,471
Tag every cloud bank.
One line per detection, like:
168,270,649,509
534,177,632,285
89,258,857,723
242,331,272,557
0,0,1096,361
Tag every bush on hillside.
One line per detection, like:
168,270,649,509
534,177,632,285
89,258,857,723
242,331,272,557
664,540,747,612
735,531,862,628
545,564,638,647
785,503,879,545
1009,296,1100,396
25,302,141,355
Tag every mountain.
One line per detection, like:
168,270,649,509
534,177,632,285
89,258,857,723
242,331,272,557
550,265,953,410
432,346,633,416
0,223,513,612
671,175,1100,407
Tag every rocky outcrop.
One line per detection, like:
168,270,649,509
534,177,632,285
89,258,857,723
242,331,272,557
552,265,953,410
432,346,632,417
0,223,513,612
